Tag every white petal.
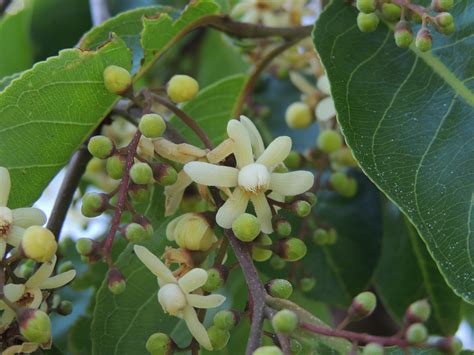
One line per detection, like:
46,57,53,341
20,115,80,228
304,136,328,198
12,208,46,228
183,305,213,351
316,97,336,122
184,162,238,187
0,308,16,330
3,284,26,302
240,116,265,158
165,216,182,241
39,270,76,289
270,171,314,196
0,167,11,207
187,294,226,309
206,138,234,164
164,170,192,217
289,71,316,96
256,136,292,169
26,256,57,288
227,120,253,168
216,188,249,229
317,74,331,95
250,194,273,233
133,245,177,284
3,342,39,355
0,239,6,259
6,225,24,247
28,288,43,309
178,268,208,293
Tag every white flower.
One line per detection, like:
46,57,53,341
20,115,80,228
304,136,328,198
0,255,76,331
134,245,225,350
231,0,289,27
0,167,47,256
184,117,314,233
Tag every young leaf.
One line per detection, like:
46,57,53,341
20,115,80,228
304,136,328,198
314,1,474,303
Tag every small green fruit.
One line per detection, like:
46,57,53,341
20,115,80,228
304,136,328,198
81,192,108,217
270,255,286,270
357,12,380,33
252,234,273,262
340,177,358,198
317,130,343,153
350,291,377,319
232,213,261,242
88,136,114,159
273,217,292,237
277,238,307,261
300,277,316,292
207,325,230,350
312,228,330,245
202,266,228,292
271,309,298,334
253,346,283,355
329,172,349,194
213,310,239,330
436,12,454,27
18,308,51,344
146,332,173,355
139,113,166,138
103,65,132,95
291,200,311,217
382,3,401,21
356,0,376,13
167,75,199,103
108,268,126,295
76,238,95,256
363,343,384,355
130,162,153,185
124,223,152,243
57,300,73,316
106,155,126,180
433,0,454,11
416,29,432,52
440,22,456,34
284,151,302,169
406,323,428,344
406,299,431,323
394,21,414,48
285,102,313,129
265,279,293,299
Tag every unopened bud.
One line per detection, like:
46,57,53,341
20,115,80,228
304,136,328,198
18,308,51,344
329,172,349,193
435,336,463,354
152,163,178,186
202,266,228,292
76,238,97,256
341,177,358,198
81,192,108,217
21,226,57,262
276,238,307,261
124,223,152,243
213,310,239,330
357,12,380,33
363,343,384,355
394,21,414,48
167,213,216,251
406,323,428,344
57,300,73,316
253,346,283,355
432,0,453,12
436,12,454,27
416,28,432,52
167,75,199,103
301,192,317,206
285,102,312,129
252,234,273,262
273,217,292,237
146,332,174,355
381,3,401,21
128,183,150,203
232,213,261,242
265,279,293,299
106,154,126,180
271,309,298,334
349,291,376,319
406,299,431,323
103,65,132,95
291,200,311,217
130,162,153,185
317,130,343,153
88,135,114,159
208,325,230,350
108,268,126,294
270,255,286,270
300,277,316,292
139,113,166,138
356,0,376,13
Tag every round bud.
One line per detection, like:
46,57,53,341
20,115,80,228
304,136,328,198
124,223,152,243
300,277,316,292
106,155,126,180
108,267,126,295
416,29,432,52
18,308,51,344
439,22,455,35
130,162,153,185
273,217,292,237
57,300,73,316
357,12,380,33
381,3,401,21
253,346,283,355
290,339,302,354
88,136,114,159
410,10,422,23
76,238,96,256
340,178,358,198
317,130,343,153
271,309,298,334
394,21,414,48
232,213,261,242
21,226,57,262
327,228,338,244
301,192,317,206
86,157,104,173
436,12,454,27
406,323,428,344
16,259,36,279
349,291,377,319
363,343,384,355
202,266,228,292
356,0,376,13
284,151,302,169
436,336,463,354
270,255,286,270
207,325,230,351
433,0,453,12
213,310,239,330
128,183,150,203
168,213,216,251
167,75,199,103
329,172,349,194
265,279,293,299
285,102,313,129
277,238,307,261
291,200,312,217
81,192,108,218
139,113,166,138
312,228,330,245
152,163,178,186
406,299,431,323
146,332,174,355
57,261,75,274
103,65,132,95
252,234,273,262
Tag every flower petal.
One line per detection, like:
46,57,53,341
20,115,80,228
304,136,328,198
207,138,234,164
240,115,265,158
316,97,336,122
227,120,253,168
28,288,43,309
178,268,208,293
184,162,238,187
183,305,213,351
187,294,226,309
25,256,57,288
3,342,39,355
133,245,177,284
256,136,292,169
164,170,193,217
270,171,314,196
12,208,46,228
0,308,16,332
3,284,26,302
39,270,76,289
317,74,331,95
0,239,6,259
6,225,24,247
250,194,273,233
216,188,249,229
165,216,182,241
0,167,11,207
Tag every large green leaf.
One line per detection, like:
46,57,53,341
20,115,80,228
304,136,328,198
0,35,132,208
314,1,474,302
375,201,461,335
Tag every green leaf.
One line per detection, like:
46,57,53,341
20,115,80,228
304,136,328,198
375,201,462,335
68,316,93,355
314,1,474,302
0,72,22,92
0,35,131,208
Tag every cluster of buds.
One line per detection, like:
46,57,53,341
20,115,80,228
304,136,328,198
355,0,456,51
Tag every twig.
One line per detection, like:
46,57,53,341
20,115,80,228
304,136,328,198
88,0,111,27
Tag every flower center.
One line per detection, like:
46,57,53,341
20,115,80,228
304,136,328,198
158,283,187,316
238,163,270,194
0,206,13,238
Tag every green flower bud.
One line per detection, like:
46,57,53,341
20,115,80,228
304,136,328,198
57,261,75,274
329,172,349,194
167,213,216,251
146,332,174,355
349,291,377,319
271,309,298,334
106,155,126,180
356,0,376,13
285,102,313,129
103,65,132,95
433,0,453,12
340,177,358,198
301,192,317,206
290,339,302,354
18,308,51,344
207,325,230,350
312,228,330,245
167,75,199,103
317,130,343,153
130,162,153,185
81,192,108,217
152,163,178,186
124,223,152,243
128,183,150,203
439,22,456,35
436,12,454,27
108,267,126,295
357,12,380,33
139,113,166,138
410,10,422,23
300,277,316,292
232,213,261,242
86,157,105,173
406,299,431,323
416,29,432,52
21,226,58,262
88,135,114,159
363,343,384,355
16,259,36,279
202,266,228,292
76,238,96,256
270,255,286,270
273,217,292,237
327,228,338,244
213,310,239,330
394,21,414,48
276,238,307,261
291,200,312,217
253,346,283,355
382,3,401,21
265,279,293,299
57,300,73,316
406,323,428,344
284,151,302,169
436,336,463,354
252,234,273,262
